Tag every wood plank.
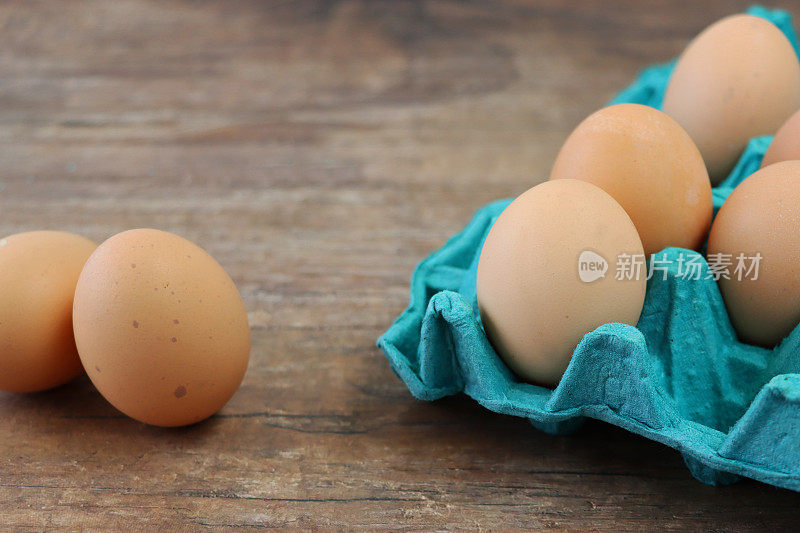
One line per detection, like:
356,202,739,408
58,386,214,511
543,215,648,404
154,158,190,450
0,0,798,529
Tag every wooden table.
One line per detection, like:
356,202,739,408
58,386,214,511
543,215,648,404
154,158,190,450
1,1,798,530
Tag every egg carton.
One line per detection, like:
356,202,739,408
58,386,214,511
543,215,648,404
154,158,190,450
377,5,800,491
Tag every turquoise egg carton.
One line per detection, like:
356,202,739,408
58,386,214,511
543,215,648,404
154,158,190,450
377,6,800,490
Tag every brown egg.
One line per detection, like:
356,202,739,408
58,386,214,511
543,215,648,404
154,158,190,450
762,109,800,167
707,161,800,346
662,14,800,183
550,103,712,257
72,229,250,426
477,180,646,386
0,231,96,392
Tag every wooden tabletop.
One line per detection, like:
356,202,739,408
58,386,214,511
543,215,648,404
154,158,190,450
1,1,799,530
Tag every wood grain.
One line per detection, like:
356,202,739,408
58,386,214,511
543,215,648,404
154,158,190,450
0,0,799,530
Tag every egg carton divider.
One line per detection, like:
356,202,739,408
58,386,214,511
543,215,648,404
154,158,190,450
378,5,800,491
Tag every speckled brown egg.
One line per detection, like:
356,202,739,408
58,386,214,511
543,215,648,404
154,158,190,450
550,103,712,257
0,231,97,392
72,229,250,427
662,14,800,183
708,161,800,347
477,180,646,386
761,109,800,167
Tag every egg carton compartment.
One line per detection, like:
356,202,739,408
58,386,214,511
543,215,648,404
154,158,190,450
377,5,800,491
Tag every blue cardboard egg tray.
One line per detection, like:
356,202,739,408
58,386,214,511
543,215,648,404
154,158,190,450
377,6,800,490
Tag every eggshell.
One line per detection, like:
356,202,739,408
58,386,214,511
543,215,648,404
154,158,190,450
761,109,800,167
662,14,800,183
550,103,712,257
707,161,800,346
0,231,96,392
72,229,250,426
476,179,646,386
